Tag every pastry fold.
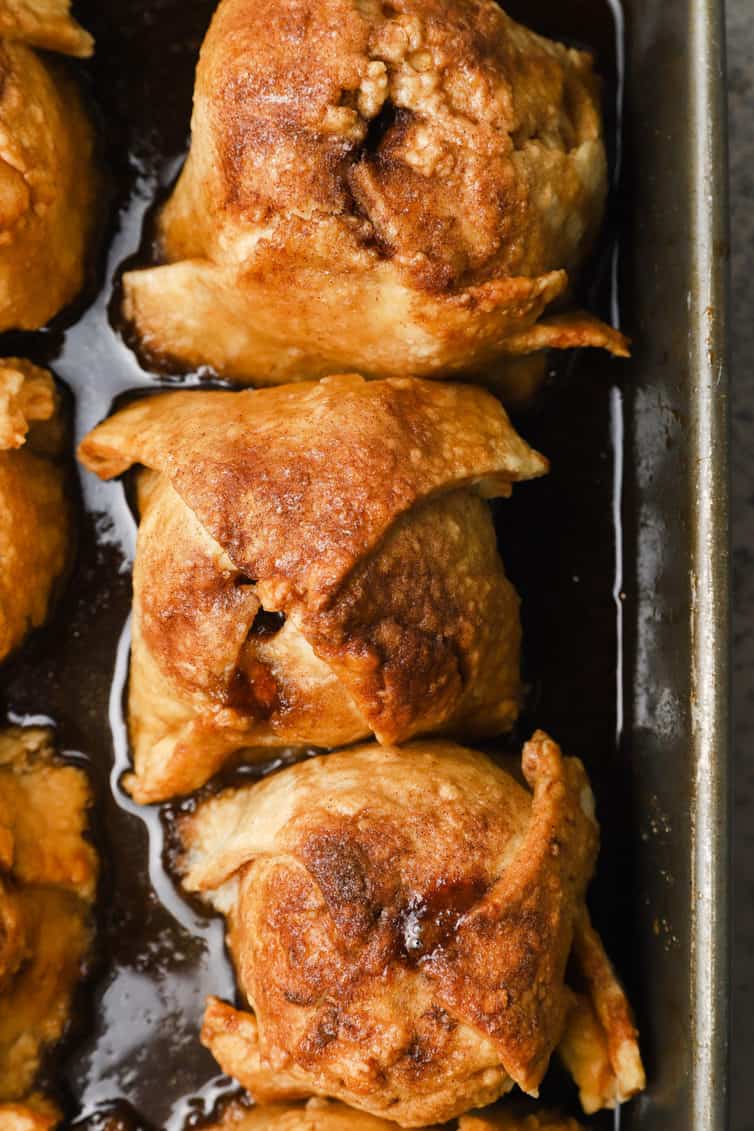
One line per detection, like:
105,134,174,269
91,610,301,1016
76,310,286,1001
0,727,97,1108
79,376,547,803
0,8,95,330
123,0,628,391
0,360,70,663
178,733,644,1126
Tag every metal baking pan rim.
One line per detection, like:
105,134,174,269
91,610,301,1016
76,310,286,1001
687,0,730,1127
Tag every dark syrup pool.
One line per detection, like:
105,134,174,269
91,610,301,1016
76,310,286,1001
0,1,632,1127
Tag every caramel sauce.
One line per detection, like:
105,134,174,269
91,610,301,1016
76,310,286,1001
398,878,487,963
0,1,630,1127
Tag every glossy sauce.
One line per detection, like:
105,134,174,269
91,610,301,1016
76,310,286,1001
0,1,629,1127
397,878,487,963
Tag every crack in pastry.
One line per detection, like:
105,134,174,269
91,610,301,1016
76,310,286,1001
176,732,644,1126
0,360,71,663
202,1096,585,1130
78,375,548,803
0,1,95,330
122,0,628,392
0,726,97,1111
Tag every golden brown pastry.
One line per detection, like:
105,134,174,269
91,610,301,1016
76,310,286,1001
0,3,95,330
204,1098,412,1131
78,375,547,803
0,0,91,55
558,915,646,1115
122,0,628,392
178,733,644,1126
0,359,71,663
0,726,97,1109
204,1096,582,1130
459,1114,582,1131
0,1094,60,1131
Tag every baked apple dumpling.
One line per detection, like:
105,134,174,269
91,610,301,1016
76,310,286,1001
79,375,547,802
122,0,628,392
0,726,97,1113
178,733,644,1126
0,0,95,330
0,360,71,664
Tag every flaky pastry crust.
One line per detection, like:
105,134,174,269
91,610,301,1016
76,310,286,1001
123,0,627,391
178,733,643,1126
0,15,95,330
0,727,97,1106
0,359,71,663
559,914,646,1113
204,1097,583,1131
79,376,547,803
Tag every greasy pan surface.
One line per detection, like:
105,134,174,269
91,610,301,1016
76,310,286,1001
0,0,728,1129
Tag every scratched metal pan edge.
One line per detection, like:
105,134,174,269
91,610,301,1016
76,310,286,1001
619,0,730,1128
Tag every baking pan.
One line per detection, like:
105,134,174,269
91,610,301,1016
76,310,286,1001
617,0,731,1128
0,0,730,1128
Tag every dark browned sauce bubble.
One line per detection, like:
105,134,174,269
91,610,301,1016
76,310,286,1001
0,1,629,1127
398,878,487,963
